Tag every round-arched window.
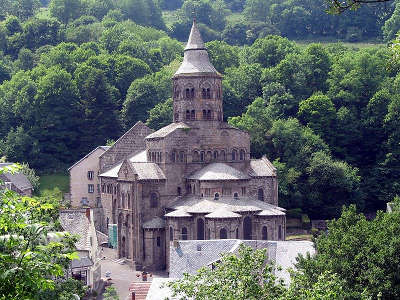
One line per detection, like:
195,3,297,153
182,227,188,240
150,193,158,208
232,149,238,161
258,188,264,201
214,193,220,200
220,228,227,239
169,226,174,241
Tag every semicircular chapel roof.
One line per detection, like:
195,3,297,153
187,163,250,181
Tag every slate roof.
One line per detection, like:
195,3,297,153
248,157,276,177
169,239,315,284
0,163,33,192
165,195,285,218
146,122,190,140
131,162,166,181
71,256,93,269
205,208,241,219
59,210,91,251
68,146,109,171
142,216,166,229
175,20,219,76
187,163,250,181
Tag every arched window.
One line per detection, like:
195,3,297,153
207,110,211,120
214,193,220,200
177,187,181,196
127,193,130,209
240,150,245,161
203,110,207,120
258,188,264,201
169,226,173,241
121,193,125,208
213,150,218,160
262,226,268,240
193,184,196,194
174,113,179,121
234,192,239,199
186,110,190,120
206,151,212,161
208,228,211,240
191,88,195,98
182,227,188,240
219,228,227,239
202,88,206,99
232,149,237,161
193,151,200,162
179,151,185,163
278,225,282,240
220,150,226,161
171,151,176,163
243,216,252,240
185,88,190,99
150,193,158,208
197,218,205,240
207,88,211,99
191,110,195,120
236,228,239,239
200,151,205,162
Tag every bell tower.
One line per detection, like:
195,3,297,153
172,20,223,126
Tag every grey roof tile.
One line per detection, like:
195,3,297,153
0,163,33,191
59,210,91,251
131,162,166,181
146,122,190,140
68,146,109,171
142,216,166,229
187,163,250,181
205,208,241,219
248,157,276,177
71,256,93,269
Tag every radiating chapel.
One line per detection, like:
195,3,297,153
98,20,286,271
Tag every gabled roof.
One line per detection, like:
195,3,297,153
59,209,91,251
99,149,148,178
68,146,109,171
187,163,250,181
248,157,276,177
131,162,166,181
146,122,190,140
0,163,33,191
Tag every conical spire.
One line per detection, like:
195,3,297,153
185,19,206,51
174,19,219,76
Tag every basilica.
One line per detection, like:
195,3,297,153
96,20,286,271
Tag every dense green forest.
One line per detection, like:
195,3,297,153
1,0,400,219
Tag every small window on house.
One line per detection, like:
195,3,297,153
200,151,205,162
213,150,218,160
182,227,188,240
157,236,161,247
258,188,264,201
191,110,195,120
150,193,158,208
220,228,227,239
232,149,237,161
214,193,220,200
262,226,268,240
81,197,88,206
186,110,190,120
87,171,94,180
88,184,94,193
169,227,174,241
240,150,245,161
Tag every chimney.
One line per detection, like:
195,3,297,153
85,208,91,220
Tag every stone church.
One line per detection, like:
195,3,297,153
97,20,286,271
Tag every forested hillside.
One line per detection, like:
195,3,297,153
1,0,400,219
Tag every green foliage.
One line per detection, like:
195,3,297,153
20,162,40,192
295,204,400,299
103,286,119,300
146,98,173,130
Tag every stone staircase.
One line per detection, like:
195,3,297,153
128,282,152,300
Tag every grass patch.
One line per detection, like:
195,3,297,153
286,234,312,241
39,174,69,194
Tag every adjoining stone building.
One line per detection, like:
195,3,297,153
93,20,286,271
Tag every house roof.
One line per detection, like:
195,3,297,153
142,216,166,229
248,157,276,177
146,122,190,140
169,239,315,284
131,162,166,181
174,20,219,76
68,146,109,171
165,195,285,218
0,163,33,191
205,208,241,219
187,163,250,181
59,210,91,251
71,256,93,269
